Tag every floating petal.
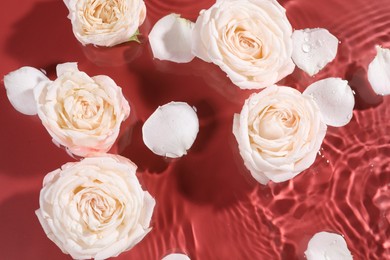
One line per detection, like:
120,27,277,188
4,66,50,115
149,14,195,63
292,28,338,76
162,253,191,260
142,102,199,158
303,77,354,127
367,46,390,95
305,231,353,260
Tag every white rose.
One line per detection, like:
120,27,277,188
64,0,146,47
233,85,327,184
192,0,295,89
35,155,155,260
33,62,130,157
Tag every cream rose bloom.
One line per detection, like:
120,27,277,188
192,0,295,89
36,155,155,260
64,0,146,47
33,62,130,157
233,86,327,184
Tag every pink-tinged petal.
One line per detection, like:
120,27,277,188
367,46,390,95
303,78,355,127
4,66,50,115
149,14,195,63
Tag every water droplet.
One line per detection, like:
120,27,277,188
302,43,311,53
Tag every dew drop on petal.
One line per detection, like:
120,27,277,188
302,43,311,53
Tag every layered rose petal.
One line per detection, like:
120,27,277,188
33,62,130,157
233,86,327,184
142,102,199,158
64,0,146,47
149,14,195,63
36,155,155,260
3,66,50,115
192,0,295,89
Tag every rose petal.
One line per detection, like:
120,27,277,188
367,45,390,95
142,102,199,158
56,62,78,77
292,28,338,76
162,253,191,260
3,66,50,115
140,192,156,229
149,13,195,63
303,77,354,127
191,9,213,63
305,231,353,260
233,114,270,185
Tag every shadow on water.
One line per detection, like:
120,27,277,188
4,1,82,66
0,192,70,260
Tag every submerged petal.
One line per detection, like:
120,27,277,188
4,66,50,115
367,46,390,95
149,14,195,63
303,77,354,127
292,28,338,76
142,102,199,158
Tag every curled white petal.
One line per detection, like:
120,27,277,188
305,231,353,260
142,102,199,158
292,28,338,76
4,66,50,115
162,253,191,260
149,13,195,63
367,46,390,95
303,77,354,127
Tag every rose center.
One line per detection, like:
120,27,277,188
256,108,297,140
78,100,99,119
234,28,263,59
89,0,121,24
75,186,123,231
